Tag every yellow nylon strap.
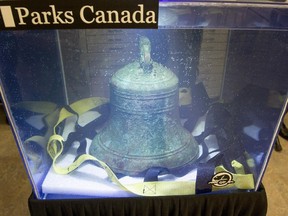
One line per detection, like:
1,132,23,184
53,97,108,134
23,108,60,152
70,97,108,115
20,102,60,174
45,97,254,196
49,133,255,195
231,160,245,175
244,151,256,169
214,165,255,190
53,108,75,133
21,98,106,175
126,181,196,196
47,133,196,196
47,132,254,196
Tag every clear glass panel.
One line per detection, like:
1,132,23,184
0,3,288,199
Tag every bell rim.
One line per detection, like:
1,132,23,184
90,134,200,176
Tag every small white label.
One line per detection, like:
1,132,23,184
0,6,16,27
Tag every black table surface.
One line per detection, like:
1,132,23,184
28,185,267,216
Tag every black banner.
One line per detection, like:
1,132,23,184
0,0,159,30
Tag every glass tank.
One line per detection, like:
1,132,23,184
0,1,288,199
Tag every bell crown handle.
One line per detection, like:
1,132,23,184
139,36,153,73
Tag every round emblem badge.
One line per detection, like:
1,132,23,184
208,171,235,187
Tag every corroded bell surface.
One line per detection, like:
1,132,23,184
90,37,199,176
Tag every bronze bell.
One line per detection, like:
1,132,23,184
90,36,199,176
